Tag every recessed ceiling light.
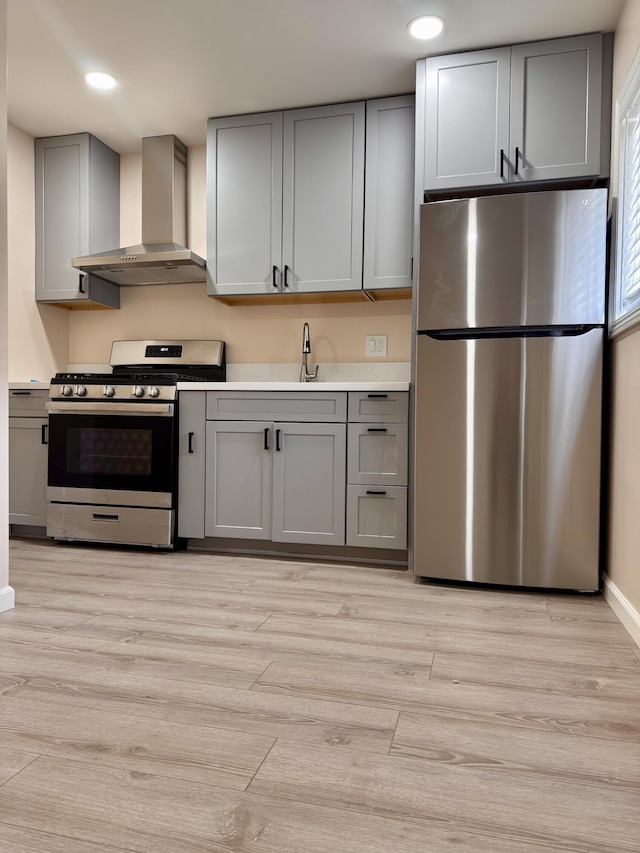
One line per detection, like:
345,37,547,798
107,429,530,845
84,71,118,91
407,15,445,40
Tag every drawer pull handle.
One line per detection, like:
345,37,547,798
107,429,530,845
367,394,388,399
41,424,48,445
11,391,31,396
264,427,270,450
93,513,119,522
367,428,387,433
366,490,387,496
188,432,195,453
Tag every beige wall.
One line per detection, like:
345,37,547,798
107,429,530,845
68,148,412,366
7,123,69,380
608,0,640,620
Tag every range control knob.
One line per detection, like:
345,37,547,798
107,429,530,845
132,385,145,398
148,386,160,398
103,385,115,398
75,385,87,397
61,385,72,397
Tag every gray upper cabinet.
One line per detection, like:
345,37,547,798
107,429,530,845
282,103,364,293
364,96,415,291
509,36,604,183
207,102,366,298
418,34,610,193
421,47,511,192
35,133,120,308
207,113,283,296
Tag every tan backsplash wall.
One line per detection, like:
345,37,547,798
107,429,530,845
607,0,640,624
68,148,412,366
7,123,69,381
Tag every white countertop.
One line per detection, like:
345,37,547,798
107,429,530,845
9,382,50,390
177,381,410,392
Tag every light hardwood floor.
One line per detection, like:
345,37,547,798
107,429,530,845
0,538,639,853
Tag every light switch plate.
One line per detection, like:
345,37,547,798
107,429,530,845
366,335,387,357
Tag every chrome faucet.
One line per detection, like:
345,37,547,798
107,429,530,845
300,322,319,382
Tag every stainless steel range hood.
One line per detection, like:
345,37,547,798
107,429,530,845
72,135,206,286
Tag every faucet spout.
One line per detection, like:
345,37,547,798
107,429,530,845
300,322,319,382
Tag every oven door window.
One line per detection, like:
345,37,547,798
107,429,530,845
48,413,175,493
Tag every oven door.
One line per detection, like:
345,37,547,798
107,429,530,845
47,402,176,508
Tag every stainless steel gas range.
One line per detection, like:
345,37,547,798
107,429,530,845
46,339,225,549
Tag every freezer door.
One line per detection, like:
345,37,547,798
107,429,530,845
413,330,603,589
417,188,607,331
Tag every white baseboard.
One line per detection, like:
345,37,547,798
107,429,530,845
0,586,15,613
603,575,640,649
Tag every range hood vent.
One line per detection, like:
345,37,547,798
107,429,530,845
72,135,206,286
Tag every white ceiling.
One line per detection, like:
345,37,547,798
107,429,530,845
8,0,625,154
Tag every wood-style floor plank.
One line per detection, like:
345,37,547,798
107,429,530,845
0,756,603,853
430,649,640,700
391,711,640,791
0,696,274,790
1,538,638,853
248,740,640,852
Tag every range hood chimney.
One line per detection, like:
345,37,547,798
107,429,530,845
72,135,206,286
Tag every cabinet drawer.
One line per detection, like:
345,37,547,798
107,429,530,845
346,485,407,550
348,391,408,422
9,388,48,417
347,423,408,486
207,391,347,422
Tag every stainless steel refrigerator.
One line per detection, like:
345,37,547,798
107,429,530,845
413,188,607,590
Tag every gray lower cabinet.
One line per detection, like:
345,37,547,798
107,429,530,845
9,389,49,527
346,392,408,550
207,102,364,298
204,420,346,546
35,133,120,309
177,391,207,539
417,33,611,193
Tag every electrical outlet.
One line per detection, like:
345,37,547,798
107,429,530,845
365,335,387,357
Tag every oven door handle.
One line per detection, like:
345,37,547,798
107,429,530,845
46,401,175,416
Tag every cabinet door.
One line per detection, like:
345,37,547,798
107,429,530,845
177,392,206,539
347,423,408,486
282,103,365,292
364,96,414,291
272,423,346,545
9,418,48,526
510,35,603,182
346,485,407,550
35,134,120,308
205,421,272,539
207,113,284,296
422,48,511,191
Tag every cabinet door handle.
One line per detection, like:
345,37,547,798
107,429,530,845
283,265,290,289
78,273,85,294
367,394,388,399
514,146,520,176
500,148,505,179
188,432,195,453
366,490,387,496
264,427,270,450
275,428,281,451
367,428,388,433
41,424,48,445
272,265,279,289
